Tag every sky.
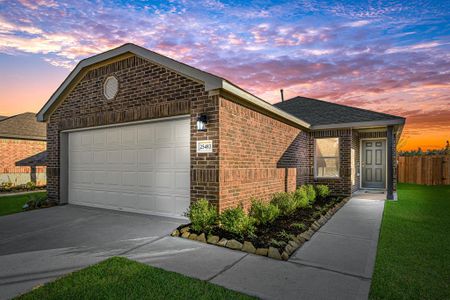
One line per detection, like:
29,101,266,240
0,0,449,150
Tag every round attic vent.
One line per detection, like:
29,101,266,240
103,76,119,100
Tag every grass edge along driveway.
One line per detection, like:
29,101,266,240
16,257,256,300
0,191,47,216
370,183,450,300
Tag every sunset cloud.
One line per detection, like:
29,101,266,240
0,0,449,150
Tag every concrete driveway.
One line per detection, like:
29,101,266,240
0,205,183,299
1,193,385,300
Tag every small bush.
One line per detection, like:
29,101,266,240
270,239,286,248
277,230,295,241
24,194,48,210
315,185,330,199
220,205,254,237
1,181,13,191
249,199,280,225
185,199,218,233
25,181,37,190
291,222,307,231
271,192,297,215
298,185,316,204
293,188,309,208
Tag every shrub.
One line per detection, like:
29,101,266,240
271,192,297,215
293,188,309,208
315,185,330,200
185,199,218,233
277,230,295,241
291,222,307,231
25,181,36,190
24,194,48,210
249,199,280,225
298,184,316,204
220,205,254,237
0,181,13,191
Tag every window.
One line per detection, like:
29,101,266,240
315,138,339,178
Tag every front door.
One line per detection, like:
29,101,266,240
362,140,386,189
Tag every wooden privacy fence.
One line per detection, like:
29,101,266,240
398,156,450,185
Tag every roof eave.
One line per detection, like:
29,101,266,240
310,118,405,130
0,134,47,141
36,43,312,130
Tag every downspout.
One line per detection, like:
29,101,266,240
387,125,394,200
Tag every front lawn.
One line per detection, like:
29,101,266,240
370,183,450,299
0,191,47,216
16,257,255,300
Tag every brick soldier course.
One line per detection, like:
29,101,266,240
37,43,405,215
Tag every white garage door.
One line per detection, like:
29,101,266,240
68,117,190,217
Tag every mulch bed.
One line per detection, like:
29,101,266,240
174,195,347,260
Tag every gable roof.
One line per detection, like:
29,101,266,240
36,43,310,129
0,112,46,140
274,96,405,129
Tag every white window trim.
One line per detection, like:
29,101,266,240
314,137,340,179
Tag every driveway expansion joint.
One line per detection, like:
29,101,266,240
206,253,249,282
287,259,372,280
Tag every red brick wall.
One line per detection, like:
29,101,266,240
218,96,301,211
0,138,46,185
306,129,353,196
46,55,219,204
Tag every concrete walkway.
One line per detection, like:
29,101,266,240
0,192,385,300
125,192,386,300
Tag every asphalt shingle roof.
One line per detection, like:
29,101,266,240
274,96,404,126
0,112,46,140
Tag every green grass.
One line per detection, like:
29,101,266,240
370,183,450,300
0,191,47,216
16,257,256,300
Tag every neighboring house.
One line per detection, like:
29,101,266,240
0,113,47,186
36,43,404,218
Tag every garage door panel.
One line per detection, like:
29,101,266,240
121,127,137,146
107,150,121,163
155,124,173,144
122,150,137,166
175,146,190,168
93,151,106,164
68,117,190,217
106,129,121,145
122,172,138,187
93,131,106,146
138,172,154,189
175,171,190,191
155,148,173,168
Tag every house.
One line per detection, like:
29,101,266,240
0,113,47,187
36,43,404,217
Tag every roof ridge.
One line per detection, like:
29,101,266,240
281,96,404,119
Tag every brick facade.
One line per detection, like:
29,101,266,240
44,53,397,211
218,96,301,210
46,55,217,204
0,138,46,186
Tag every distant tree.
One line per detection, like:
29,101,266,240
399,141,450,156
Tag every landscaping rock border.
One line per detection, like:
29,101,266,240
171,196,350,260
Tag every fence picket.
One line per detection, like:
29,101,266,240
397,155,450,185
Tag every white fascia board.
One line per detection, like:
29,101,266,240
310,118,405,130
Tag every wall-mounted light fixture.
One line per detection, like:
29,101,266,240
196,114,207,131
